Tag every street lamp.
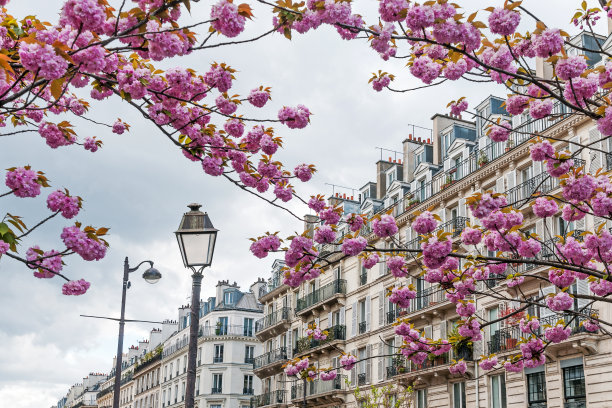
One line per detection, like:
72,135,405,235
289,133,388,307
112,258,161,408
175,203,218,408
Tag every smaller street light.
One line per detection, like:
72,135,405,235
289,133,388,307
175,203,218,408
112,258,162,408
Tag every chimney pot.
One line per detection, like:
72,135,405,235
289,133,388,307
398,159,402,164
409,134,412,139
427,138,431,144
350,196,354,200
388,156,392,162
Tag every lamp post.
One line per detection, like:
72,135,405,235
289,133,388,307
175,203,218,408
112,258,162,408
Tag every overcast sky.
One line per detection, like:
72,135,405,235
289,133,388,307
0,1,605,407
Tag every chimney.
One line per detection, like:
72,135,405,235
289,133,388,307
303,214,318,238
138,339,149,354
535,57,554,80
249,277,266,297
149,328,162,348
376,160,394,199
216,280,230,304
402,138,417,183
161,319,178,342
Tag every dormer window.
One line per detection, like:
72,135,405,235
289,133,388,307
224,291,234,305
387,168,396,185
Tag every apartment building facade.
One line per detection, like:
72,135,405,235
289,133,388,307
251,32,612,408
160,280,264,408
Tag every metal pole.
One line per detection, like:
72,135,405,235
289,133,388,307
302,377,307,408
185,270,203,408
112,257,130,408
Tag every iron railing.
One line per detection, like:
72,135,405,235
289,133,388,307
294,325,346,355
433,216,468,238
359,272,367,286
564,399,587,408
357,373,366,386
250,390,286,407
291,375,347,399
487,309,598,354
255,307,291,333
390,353,450,376
386,309,400,324
243,388,255,395
211,387,222,394
358,321,367,334
253,347,288,370
296,280,347,313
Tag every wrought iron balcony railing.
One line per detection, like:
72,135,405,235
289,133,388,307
253,347,288,370
359,272,367,286
296,280,346,313
357,373,366,386
250,390,286,407
291,375,347,399
487,309,598,354
358,321,367,335
255,307,291,333
294,325,346,355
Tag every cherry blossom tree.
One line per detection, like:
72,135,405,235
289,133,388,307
246,0,612,381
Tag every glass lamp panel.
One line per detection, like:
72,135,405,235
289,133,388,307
181,233,212,266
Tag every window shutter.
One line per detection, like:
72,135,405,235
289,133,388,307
506,170,516,191
440,320,447,339
365,345,372,384
328,312,332,329
287,330,292,358
424,325,433,339
332,356,339,373
534,160,542,176
575,215,586,231
365,296,371,332
540,286,556,318
351,302,357,338
570,135,580,154
575,279,590,312
458,198,466,217
315,317,320,329
536,220,545,240
378,342,384,381
379,256,386,276
589,127,603,173
378,291,384,328
340,306,346,326
495,177,505,194
350,349,357,386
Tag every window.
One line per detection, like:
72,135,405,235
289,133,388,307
563,365,586,405
387,169,396,185
212,373,223,394
211,405,221,408
416,388,427,408
244,375,254,394
214,344,224,363
180,382,185,401
490,374,507,408
244,317,254,336
358,300,367,334
195,375,200,396
217,317,228,335
224,291,234,304
357,348,367,385
174,385,178,403
197,347,202,365
452,382,466,408
527,371,547,407
169,363,173,379
245,345,255,363
183,355,187,373
162,390,166,407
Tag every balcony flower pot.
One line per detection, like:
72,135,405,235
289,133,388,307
506,338,518,349
449,168,457,174
399,310,407,316
398,366,406,374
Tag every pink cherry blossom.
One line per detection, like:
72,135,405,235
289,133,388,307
532,197,559,218
250,235,281,258
449,360,467,375
545,291,573,312
479,356,498,371
544,324,571,343
532,29,564,57
320,370,337,381
488,7,520,36
341,236,367,256
62,279,91,296
248,89,270,107
373,214,398,237
210,0,246,38
5,167,42,198
61,225,107,261
413,211,437,234
278,105,311,129
461,228,482,245
362,253,379,269
46,190,80,219
314,225,336,244
556,56,587,81
340,354,357,371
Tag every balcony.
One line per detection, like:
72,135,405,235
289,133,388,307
199,324,256,338
243,388,255,395
250,390,286,407
505,160,585,207
211,387,222,394
255,307,291,341
487,309,599,355
434,216,468,238
295,280,347,316
244,356,255,364
359,272,367,286
564,399,587,408
213,356,223,363
401,286,450,317
391,353,459,382
357,373,366,386
291,374,348,405
253,347,288,376
259,274,286,303
294,325,346,356
386,309,400,324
